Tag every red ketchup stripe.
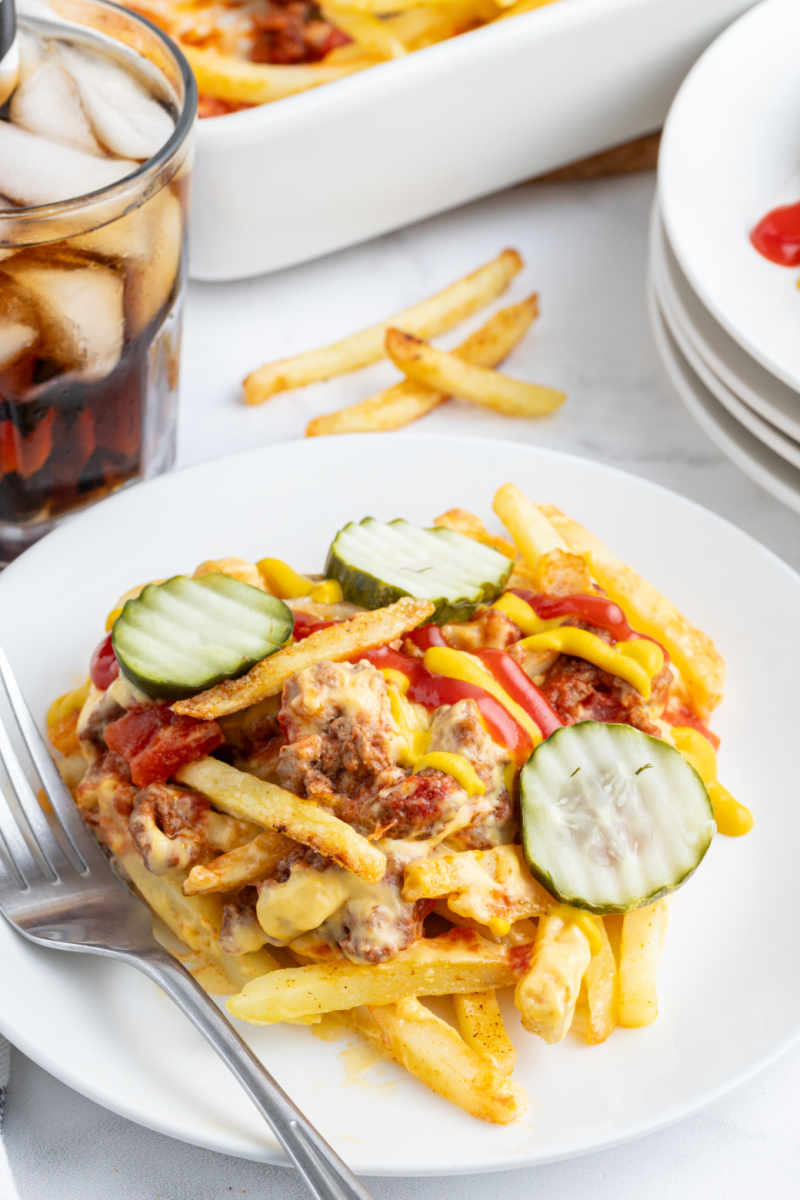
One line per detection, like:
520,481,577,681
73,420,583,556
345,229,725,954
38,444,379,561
476,648,562,738
359,645,532,764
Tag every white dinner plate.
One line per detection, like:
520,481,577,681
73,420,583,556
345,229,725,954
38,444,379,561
649,216,800,471
1,436,799,1174
650,209,800,446
648,287,800,515
658,0,800,393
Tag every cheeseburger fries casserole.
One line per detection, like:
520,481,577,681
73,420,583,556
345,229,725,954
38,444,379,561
47,484,752,1124
125,0,563,115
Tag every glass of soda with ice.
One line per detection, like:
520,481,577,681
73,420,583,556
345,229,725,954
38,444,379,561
0,0,196,564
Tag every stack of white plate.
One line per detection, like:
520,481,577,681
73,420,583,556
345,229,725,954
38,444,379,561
649,0,800,514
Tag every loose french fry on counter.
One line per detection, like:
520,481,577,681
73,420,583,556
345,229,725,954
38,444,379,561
176,758,386,884
618,900,668,1028
182,45,376,105
244,249,523,404
402,844,553,929
386,326,565,417
368,997,526,1124
539,505,725,717
305,294,539,436
183,829,294,896
173,597,434,720
226,929,523,1023
514,910,593,1043
452,990,518,1076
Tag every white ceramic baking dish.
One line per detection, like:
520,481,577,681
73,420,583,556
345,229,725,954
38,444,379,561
189,0,754,281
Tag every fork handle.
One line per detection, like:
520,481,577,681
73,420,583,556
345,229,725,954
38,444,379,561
130,946,376,1200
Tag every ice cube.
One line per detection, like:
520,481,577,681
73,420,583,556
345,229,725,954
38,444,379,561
7,262,123,381
0,124,137,207
0,323,37,369
15,30,44,86
127,188,183,335
10,61,104,156
57,45,175,161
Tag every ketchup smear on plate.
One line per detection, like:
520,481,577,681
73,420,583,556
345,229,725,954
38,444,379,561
750,200,800,266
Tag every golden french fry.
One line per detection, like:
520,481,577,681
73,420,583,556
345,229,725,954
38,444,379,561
183,829,293,896
182,45,376,105
492,482,567,586
320,8,407,57
540,505,725,717
618,900,668,1028
498,0,562,16
325,0,482,14
433,508,518,559
121,850,279,993
386,327,565,418
226,929,522,1023
452,990,517,1076
193,557,264,590
384,0,481,48
402,845,553,928
243,250,523,404
368,997,526,1123
173,597,434,720
514,911,592,1044
306,294,539,437
176,758,386,884
580,917,618,1044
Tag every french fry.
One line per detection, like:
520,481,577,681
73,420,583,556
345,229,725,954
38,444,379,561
514,911,592,1043
176,758,387,884
243,250,523,404
368,997,526,1123
433,507,518,558
305,295,539,437
320,7,407,57
431,901,538,946
120,850,279,993
226,929,523,1023
497,0,562,16
326,0,473,13
386,328,565,418
618,900,668,1028
183,829,294,896
492,482,567,585
539,505,725,717
182,45,376,105
173,597,434,720
576,917,618,1044
452,990,517,1076
402,845,553,928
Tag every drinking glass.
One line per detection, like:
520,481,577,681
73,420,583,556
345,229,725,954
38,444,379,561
0,0,196,564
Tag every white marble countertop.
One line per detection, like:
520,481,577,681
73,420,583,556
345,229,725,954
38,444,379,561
5,169,800,1197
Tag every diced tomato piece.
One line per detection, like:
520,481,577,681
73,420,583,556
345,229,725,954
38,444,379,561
90,633,120,690
104,704,224,787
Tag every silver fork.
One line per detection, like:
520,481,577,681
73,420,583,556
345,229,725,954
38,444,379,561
0,647,376,1200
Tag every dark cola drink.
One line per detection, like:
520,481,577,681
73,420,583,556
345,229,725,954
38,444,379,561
0,0,195,563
